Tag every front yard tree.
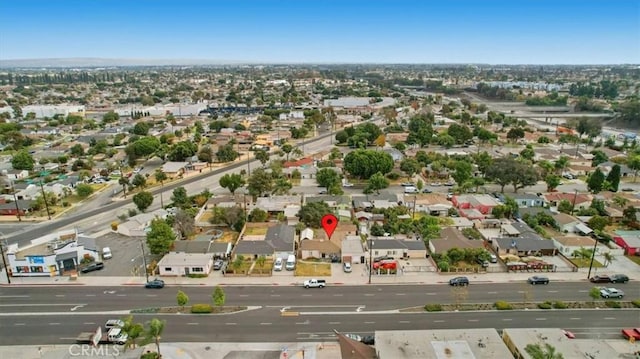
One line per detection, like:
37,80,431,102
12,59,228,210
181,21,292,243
297,201,331,228
216,143,239,162
197,145,214,164
11,150,35,170
587,215,609,231
451,161,473,186
506,127,525,143
365,172,389,194
485,157,539,193
545,175,561,192
587,168,605,193
281,143,293,161
213,285,226,307
76,183,94,198
316,168,341,189
173,208,196,239
171,187,190,209
248,208,268,222
146,219,176,255
254,150,270,167
131,173,147,189
447,123,473,144
132,191,154,212
605,164,621,192
343,149,394,179
219,173,245,194
246,168,273,198
176,290,189,309
400,158,422,179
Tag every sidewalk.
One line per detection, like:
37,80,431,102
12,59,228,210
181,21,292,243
1,342,339,359
0,266,608,287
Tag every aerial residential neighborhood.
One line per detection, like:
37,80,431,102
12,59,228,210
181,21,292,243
1,1,639,359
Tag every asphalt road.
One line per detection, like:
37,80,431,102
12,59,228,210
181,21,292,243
0,308,636,345
4,131,337,246
0,282,634,313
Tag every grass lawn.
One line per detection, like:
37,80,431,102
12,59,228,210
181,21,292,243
226,261,253,274
295,262,331,276
570,258,604,268
244,227,268,235
198,210,214,223
626,255,640,266
251,260,273,274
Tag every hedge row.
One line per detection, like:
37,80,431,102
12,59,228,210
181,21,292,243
191,304,213,313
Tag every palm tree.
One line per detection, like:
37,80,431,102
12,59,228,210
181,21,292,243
144,318,166,357
256,255,266,274
554,156,570,175
603,252,615,267
612,195,629,208
122,315,144,350
118,176,130,198
524,343,564,359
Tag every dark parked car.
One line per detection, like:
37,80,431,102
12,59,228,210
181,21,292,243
80,262,104,273
213,260,224,270
527,276,550,285
145,279,165,289
590,275,611,283
610,274,629,283
361,335,375,345
449,276,469,286
422,188,432,193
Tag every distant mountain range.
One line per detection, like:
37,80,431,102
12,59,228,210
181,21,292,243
0,58,249,68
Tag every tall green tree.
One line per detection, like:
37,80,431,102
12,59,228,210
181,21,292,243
605,164,621,192
219,173,245,194
146,219,176,255
400,158,422,179
316,168,341,189
212,286,226,307
246,168,273,198
216,143,239,162
587,168,605,193
254,150,270,167
365,172,389,194
297,201,331,228
133,191,154,212
171,187,190,209
485,157,539,193
343,149,394,179
11,150,35,170
176,290,189,309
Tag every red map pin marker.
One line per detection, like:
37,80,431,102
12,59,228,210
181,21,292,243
321,214,338,240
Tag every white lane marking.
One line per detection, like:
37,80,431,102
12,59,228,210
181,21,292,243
547,290,558,293
85,294,96,297
426,293,437,296
364,322,375,324
399,321,411,324
83,322,95,325
364,294,374,296
0,296,29,298
329,322,341,325
146,295,157,297
117,294,126,297
14,323,25,326
0,304,85,307
570,318,581,320
603,317,616,320
468,319,479,322
333,294,344,297
535,318,546,321
260,323,272,325
270,294,281,297
187,323,199,325
225,323,237,325
239,294,249,297
395,293,406,296
302,294,312,297
487,291,498,294
434,320,445,323
55,295,65,297
49,323,60,325
502,318,513,321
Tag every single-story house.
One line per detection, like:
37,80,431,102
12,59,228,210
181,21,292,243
511,193,545,208
493,237,558,256
232,240,275,260
299,239,341,260
157,252,213,276
552,212,582,233
552,236,597,257
429,227,485,254
341,236,366,264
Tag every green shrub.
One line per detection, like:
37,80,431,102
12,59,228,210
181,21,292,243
537,301,552,309
130,307,160,313
140,352,160,359
386,172,400,180
632,300,640,308
495,301,513,310
424,304,443,312
187,273,208,278
191,303,213,313
553,301,568,309
605,301,621,308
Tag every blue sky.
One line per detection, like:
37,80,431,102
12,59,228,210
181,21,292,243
0,0,638,64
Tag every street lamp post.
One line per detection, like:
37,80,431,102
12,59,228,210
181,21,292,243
368,238,374,284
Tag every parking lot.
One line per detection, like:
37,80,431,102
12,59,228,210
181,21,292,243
79,232,152,278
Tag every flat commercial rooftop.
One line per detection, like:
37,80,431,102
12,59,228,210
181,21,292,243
375,328,512,359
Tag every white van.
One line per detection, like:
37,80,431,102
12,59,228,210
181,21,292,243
285,255,296,271
273,258,283,271
102,247,113,260
404,186,418,194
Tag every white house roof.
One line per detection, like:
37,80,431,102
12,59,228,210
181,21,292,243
575,223,593,235
158,252,212,266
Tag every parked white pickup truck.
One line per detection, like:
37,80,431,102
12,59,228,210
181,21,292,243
303,279,326,288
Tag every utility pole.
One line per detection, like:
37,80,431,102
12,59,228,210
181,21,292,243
39,170,52,220
140,240,149,283
587,236,599,280
0,238,10,284
9,180,21,221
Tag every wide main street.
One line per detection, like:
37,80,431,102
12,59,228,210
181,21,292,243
0,283,638,345
3,129,339,246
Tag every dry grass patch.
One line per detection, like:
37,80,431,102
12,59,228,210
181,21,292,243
295,262,331,276
244,227,268,235
570,258,603,268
